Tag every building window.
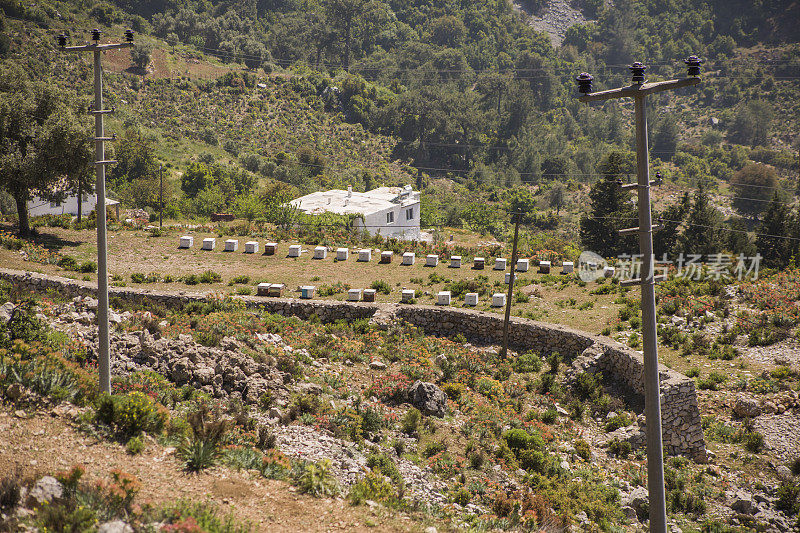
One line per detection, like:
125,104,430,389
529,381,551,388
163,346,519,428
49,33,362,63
50,200,60,208
386,211,394,224
406,207,414,220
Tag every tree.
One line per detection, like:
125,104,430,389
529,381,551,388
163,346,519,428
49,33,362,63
755,192,791,268
130,39,154,71
730,100,773,147
653,192,689,257
730,163,779,219
0,66,90,235
324,0,371,71
579,151,637,257
181,162,213,198
679,186,722,257
651,115,680,161
547,184,566,215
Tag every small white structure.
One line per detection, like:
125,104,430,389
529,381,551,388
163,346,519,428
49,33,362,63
539,261,551,274
347,288,362,301
244,241,259,254
264,242,277,255
426,254,439,267
336,248,349,261
402,252,415,265
492,293,507,307
179,236,193,249
358,249,372,262
473,257,485,270
256,283,271,296
288,244,302,257
224,239,238,252
494,258,507,270
505,272,512,284
363,288,377,302
437,291,451,306
313,246,327,259
292,185,421,240
450,255,462,268
380,250,393,263
27,193,119,219
401,289,415,302
604,266,616,278
201,238,216,251
464,293,479,306
300,286,316,299
562,261,574,274
516,259,529,272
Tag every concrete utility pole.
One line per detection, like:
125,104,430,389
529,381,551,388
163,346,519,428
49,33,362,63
59,29,135,394
500,211,522,358
575,57,703,533
159,164,164,228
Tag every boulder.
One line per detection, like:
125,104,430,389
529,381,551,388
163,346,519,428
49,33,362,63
622,486,649,521
729,490,756,515
169,358,193,384
98,521,133,533
733,395,761,418
408,381,447,417
28,476,63,506
369,360,387,370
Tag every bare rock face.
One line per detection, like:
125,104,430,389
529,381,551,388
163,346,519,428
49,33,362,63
408,381,447,417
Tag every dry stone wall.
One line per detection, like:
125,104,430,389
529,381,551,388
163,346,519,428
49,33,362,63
0,268,706,460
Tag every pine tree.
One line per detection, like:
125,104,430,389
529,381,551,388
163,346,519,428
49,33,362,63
680,186,722,257
653,191,689,257
579,151,637,257
755,192,790,268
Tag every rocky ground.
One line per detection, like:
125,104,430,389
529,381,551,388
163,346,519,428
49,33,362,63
512,0,592,46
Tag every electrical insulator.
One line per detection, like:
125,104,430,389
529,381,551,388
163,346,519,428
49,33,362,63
57,34,67,47
684,55,703,77
125,29,134,43
629,62,646,84
575,72,593,94
91,29,102,41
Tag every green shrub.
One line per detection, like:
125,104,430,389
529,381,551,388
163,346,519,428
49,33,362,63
126,436,145,455
574,439,590,460
366,451,402,485
183,274,200,285
514,351,542,373
236,287,252,295
131,272,146,283
604,413,632,432
199,270,222,283
401,407,421,435
78,261,97,273
743,430,764,453
95,391,168,438
297,459,340,497
179,403,232,471
421,440,447,458
541,407,558,424
57,256,78,270
451,486,471,506
230,275,250,285
776,481,799,515
348,472,396,505
371,279,391,294
607,438,631,458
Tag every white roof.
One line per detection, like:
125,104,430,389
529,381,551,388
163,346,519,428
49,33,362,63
291,186,419,216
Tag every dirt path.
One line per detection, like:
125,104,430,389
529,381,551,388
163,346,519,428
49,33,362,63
0,407,420,533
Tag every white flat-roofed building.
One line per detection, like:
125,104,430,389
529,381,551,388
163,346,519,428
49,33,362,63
291,185,420,240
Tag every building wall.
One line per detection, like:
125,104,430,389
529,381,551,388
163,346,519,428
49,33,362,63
27,194,97,218
361,201,420,240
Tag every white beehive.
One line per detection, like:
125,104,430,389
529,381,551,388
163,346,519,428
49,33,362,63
562,261,574,274
473,257,485,270
402,252,415,265
494,258,507,270
426,254,438,267
347,288,362,301
256,283,271,296
464,293,479,306
380,250,393,263
401,289,415,302
363,288,377,302
288,244,301,257
358,249,372,262
604,266,616,278
492,293,506,307
336,248,349,261
539,260,551,274
224,239,238,252
505,272,512,284
313,246,327,259
516,259,529,272
201,237,216,251
300,285,316,299
244,241,259,254
264,242,277,255
450,255,461,268
437,291,451,306
179,236,193,249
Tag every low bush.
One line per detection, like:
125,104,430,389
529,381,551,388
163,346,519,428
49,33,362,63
296,459,340,497
178,403,231,472
348,471,397,505
514,351,542,373
199,270,222,283
126,436,145,455
79,261,97,273
604,413,632,432
607,438,631,458
95,391,168,439
574,439,590,460
401,407,421,435
370,279,391,294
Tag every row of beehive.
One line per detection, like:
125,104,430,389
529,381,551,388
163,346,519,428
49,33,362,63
177,236,575,273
